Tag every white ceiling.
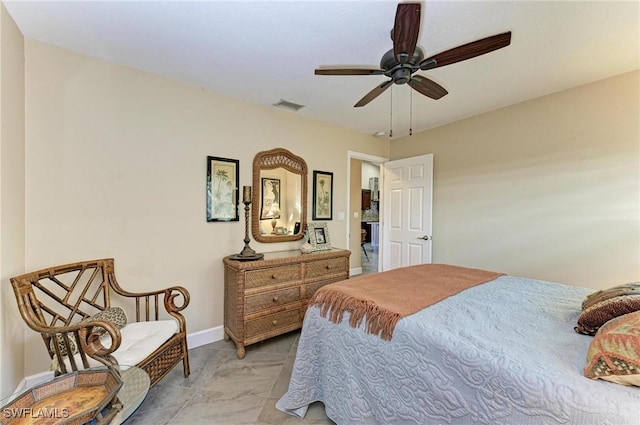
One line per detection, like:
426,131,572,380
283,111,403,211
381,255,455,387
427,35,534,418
5,0,639,138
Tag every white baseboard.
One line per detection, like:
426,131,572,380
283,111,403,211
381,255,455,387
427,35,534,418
350,267,363,276
186,325,224,349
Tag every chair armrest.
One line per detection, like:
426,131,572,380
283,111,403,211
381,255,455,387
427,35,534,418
45,321,122,374
112,285,190,312
109,280,190,324
120,286,189,312
77,320,122,358
163,286,190,313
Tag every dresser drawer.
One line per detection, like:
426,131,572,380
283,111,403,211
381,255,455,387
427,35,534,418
302,276,347,300
245,287,300,315
306,257,348,279
245,309,300,339
245,264,301,289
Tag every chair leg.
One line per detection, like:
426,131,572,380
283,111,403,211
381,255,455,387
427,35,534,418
183,356,191,378
182,341,191,378
361,243,369,261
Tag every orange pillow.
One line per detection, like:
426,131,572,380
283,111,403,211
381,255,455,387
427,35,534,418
584,310,640,386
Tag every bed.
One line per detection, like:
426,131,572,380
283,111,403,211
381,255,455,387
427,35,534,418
276,264,640,425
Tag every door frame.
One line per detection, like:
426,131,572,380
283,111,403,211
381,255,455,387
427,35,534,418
346,151,389,275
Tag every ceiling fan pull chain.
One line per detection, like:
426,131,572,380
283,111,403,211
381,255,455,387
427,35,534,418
389,86,393,138
409,88,413,136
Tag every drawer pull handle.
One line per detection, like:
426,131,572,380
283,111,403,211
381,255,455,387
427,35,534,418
272,320,278,326
271,274,277,279
325,265,332,269
272,296,279,302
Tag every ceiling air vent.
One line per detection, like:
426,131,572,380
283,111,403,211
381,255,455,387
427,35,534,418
272,99,305,112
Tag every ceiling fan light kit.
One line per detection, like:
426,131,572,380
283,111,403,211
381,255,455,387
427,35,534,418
314,2,512,110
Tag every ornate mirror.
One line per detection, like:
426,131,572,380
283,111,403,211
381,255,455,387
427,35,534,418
252,148,307,243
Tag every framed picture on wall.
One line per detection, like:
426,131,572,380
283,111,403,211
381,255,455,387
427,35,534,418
206,156,239,222
307,222,331,251
312,170,333,220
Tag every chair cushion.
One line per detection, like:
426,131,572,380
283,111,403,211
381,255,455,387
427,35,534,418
52,319,178,371
105,320,179,366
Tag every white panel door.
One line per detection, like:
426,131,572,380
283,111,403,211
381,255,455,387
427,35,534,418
381,154,433,271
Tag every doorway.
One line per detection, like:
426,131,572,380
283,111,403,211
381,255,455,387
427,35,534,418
361,161,380,275
347,151,388,277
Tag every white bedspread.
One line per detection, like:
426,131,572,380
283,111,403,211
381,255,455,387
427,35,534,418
276,276,640,424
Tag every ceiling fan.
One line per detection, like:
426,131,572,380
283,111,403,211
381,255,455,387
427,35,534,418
315,2,512,107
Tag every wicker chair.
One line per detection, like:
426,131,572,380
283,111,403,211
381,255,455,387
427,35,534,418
10,258,190,388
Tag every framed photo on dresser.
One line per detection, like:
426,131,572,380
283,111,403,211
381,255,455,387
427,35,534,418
307,222,331,251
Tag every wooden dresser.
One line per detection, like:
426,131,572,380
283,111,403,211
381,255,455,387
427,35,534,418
223,248,350,358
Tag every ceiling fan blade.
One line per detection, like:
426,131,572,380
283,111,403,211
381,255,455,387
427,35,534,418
408,75,448,100
419,31,511,70
315,68,385,76
393,3,422,64
354,80,393,107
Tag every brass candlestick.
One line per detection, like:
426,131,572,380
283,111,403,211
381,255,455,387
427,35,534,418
229,186,263,261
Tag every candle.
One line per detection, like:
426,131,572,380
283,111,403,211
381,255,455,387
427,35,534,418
243,186,252,203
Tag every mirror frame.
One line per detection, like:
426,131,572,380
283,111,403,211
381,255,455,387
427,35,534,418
252,148,308,243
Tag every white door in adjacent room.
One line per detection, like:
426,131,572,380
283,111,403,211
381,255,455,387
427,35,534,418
381,154,433,271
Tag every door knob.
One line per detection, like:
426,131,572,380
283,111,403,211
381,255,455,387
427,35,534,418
417,235,430,240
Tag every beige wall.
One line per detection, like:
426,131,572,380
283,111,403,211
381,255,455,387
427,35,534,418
391,71,640,289
22,40,389,374
0,2,25,393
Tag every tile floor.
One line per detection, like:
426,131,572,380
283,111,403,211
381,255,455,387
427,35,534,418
124,331,334,425
124,246,379,425
361,243,378,275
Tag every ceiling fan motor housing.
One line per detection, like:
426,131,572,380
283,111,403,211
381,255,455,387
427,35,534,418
380,46,425,84
392,68,412,84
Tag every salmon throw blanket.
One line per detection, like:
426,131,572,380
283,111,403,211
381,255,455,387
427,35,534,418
309,264,505,340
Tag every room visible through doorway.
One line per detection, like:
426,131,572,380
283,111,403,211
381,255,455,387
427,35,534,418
347,151,388,277
360,160,380,275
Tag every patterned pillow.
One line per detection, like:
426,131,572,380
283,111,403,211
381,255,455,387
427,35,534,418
49,307,128,356
49,333,78,357
81,306,128,334
584,310,640,386
575,282,640,336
